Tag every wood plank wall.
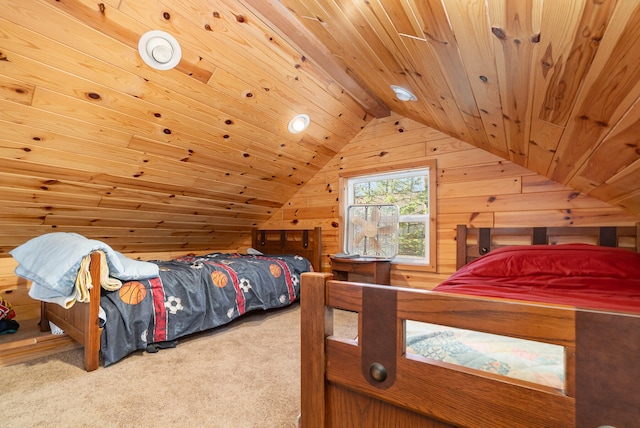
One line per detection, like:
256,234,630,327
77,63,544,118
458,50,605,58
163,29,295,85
261,113,640,289
3,113,640,318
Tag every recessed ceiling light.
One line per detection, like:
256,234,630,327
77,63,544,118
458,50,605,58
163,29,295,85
288,114,310,134
138,30,182,70
391,85,417,102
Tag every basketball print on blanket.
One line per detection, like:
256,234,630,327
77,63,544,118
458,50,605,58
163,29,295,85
211,270,228,288
119,281,147,305
269,263,282,277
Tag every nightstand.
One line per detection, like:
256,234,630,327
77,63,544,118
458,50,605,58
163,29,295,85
330,257,391,285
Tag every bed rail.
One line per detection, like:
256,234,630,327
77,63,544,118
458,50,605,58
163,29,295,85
300,272,640,427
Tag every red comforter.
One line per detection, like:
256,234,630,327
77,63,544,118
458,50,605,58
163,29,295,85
435,244,640,313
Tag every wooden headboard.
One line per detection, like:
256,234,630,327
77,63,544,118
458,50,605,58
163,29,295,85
456,223,640,269
251,228,322,272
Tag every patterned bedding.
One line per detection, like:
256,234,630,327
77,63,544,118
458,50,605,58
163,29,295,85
405,321,564,389
100,253,311,366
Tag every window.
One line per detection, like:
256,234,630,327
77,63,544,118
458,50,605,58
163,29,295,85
342,162,436,268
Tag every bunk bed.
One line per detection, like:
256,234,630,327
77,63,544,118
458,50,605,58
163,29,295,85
300,224,640,427
22,228,321,371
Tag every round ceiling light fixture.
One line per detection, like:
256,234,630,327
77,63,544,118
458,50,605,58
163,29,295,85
391,85,417,102
138,30,182,70
288,113,310,134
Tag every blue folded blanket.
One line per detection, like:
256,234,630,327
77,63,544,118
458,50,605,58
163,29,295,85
10,233,159,301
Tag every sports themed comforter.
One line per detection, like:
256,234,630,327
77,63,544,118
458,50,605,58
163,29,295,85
100,253,311,366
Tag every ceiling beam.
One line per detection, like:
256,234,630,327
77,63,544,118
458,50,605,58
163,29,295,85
240,0,391,119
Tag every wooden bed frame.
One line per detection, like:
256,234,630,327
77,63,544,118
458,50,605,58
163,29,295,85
300,224,640,427
40,227,321,372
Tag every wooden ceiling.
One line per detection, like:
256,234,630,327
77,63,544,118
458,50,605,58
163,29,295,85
1,0,640,254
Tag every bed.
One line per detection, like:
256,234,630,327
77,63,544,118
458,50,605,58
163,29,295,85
14,228,321,371
300,224,640,427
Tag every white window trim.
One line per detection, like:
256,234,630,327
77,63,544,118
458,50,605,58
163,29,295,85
340,162,436,269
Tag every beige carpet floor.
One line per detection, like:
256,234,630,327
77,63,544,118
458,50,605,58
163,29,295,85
2,303,356,428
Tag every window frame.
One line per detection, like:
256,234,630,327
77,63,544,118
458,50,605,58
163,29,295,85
338,160,436,271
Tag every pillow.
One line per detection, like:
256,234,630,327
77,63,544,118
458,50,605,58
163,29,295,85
10,233,105,295
113,251,160,281
10,233,158,298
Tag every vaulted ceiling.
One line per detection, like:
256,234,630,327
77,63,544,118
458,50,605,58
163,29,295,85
1,0,639,254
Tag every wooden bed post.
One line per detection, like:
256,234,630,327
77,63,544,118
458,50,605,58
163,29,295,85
455,224,467,270
84,252,102,372
311,227,322,274
576,310,640,426
39,252,103,371
300,272,332,428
